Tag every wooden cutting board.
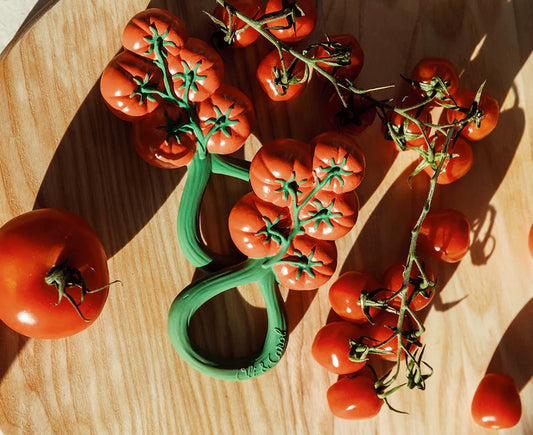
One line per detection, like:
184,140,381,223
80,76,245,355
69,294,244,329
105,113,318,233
0,0,531,433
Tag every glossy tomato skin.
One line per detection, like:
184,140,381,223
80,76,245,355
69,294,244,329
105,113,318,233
418,209,470,263
326,90,376,136
410,57,459,101
383,261,435,311
471,373,522,429
122,8,188,60
213,0,265,47
315,34,364,82
327,375,383,420
311,321,367,374
264,0,317,42
0,209,110,339
364,311,414,362
422,134,474,184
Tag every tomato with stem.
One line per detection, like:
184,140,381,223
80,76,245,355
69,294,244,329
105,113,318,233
314,34,364,82
383,261,435,311
264,0,317,43
410,57,459,101
387,95,432,148
327,375,383,420
212,0,264,48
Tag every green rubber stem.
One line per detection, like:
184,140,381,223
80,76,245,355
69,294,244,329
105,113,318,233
211,154,251,182
167,259,287,380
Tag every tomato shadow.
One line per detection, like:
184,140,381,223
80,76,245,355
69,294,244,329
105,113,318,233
0,323,29,382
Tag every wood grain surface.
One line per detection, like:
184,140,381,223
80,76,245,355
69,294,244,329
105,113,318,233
0,0,532,434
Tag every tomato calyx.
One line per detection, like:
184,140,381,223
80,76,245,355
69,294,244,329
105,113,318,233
402,74,454,102
143,25,178,59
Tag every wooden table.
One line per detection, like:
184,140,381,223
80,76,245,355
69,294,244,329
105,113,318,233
0,0,531,433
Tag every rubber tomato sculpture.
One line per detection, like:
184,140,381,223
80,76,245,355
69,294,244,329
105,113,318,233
0,209,111,339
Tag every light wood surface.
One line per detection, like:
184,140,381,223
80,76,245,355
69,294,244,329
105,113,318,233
0,0,532,434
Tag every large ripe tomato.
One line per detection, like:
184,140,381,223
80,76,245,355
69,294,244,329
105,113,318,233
327,375,383,420
325,90,376,136
311,132,365,193
421,134,474,185
131,103,197,169
228,192,291,259
256,49,308,101
196,84,255,155
264,0,317,43
100,50,162,121
417,209,470,263
314,34,364,82
311,321,367,374
447,89,499,141
299,190,359,240
122,8,188,61
471,373,522,429
213,0,265,48
328,271,382,323
410,57,459,101
273,234,337,290
383,261,435,311
0,209,110,339
250,138,315,207
364,311,415,362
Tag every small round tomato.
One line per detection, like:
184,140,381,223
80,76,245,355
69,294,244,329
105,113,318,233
383,261,435,311
100,50,162,121
196,84,255,155
327,375,383,420
264,0,317,43
364,311,415,362
325,90,376,136
417,209,470,263
471,373,522,429
328,271,382,323
315,34,364,82
421,134,474,185
447,89,499,141
311,321,367,374
228,192,291,259
410,57,459,101
122,8,188,61
213,0,265,47
388,96,432,148
0,209,110,339
131,103,197,169
273,235,337,290
311,132,366,193
256,49,308,101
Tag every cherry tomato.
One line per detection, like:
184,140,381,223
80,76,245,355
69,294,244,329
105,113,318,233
213,0,264,48
325,90,376,136
471,373,522,429
383,261,435,311
410,57,459,101
417,209,470,263
421,134,474,185
264,0,317,43
122,8,188,61
256,49,308,101
311,321,367,374
364,311,415,362
0,209,110,339
447,89,499,141
388,96,432,148
273,234,337,290
315,34,364,82
327,375,383,420
196,84,255,155
328,271,382,323
228,192,291,259
311,132,366,193
100,50,162,121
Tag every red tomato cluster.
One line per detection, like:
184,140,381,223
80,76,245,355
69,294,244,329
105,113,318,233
100,8,255,169
228,132,365,290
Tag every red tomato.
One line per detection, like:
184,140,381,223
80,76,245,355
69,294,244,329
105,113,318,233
100,50,162,121
273,234,337,290
250,138,315,207
421,134,474,184
228,192,291,259
264,0,317,42
383,261,435,311
410,57,459,101
299,190,359,240
471,373,522,429
131,103,197,169
327,375,383,420
325,90,376,136
314,34,364,82
196,84,255,155
213,0,264,47
328,271,382,323
256,49,308,101
167,37,224,103
0,209,110,339
447,89,499,141
311,321,367,374
311,132,365,193
122,8,188,61
417,209,470,263
388,96,432,148
364,311,415,362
